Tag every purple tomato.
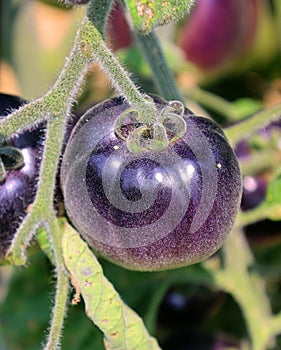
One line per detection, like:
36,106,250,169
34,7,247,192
0,93,44,260
61,95,242,271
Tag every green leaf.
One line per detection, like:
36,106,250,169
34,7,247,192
125,0,196,33
232,98,262,119
259,168,281,221
62,222,161,350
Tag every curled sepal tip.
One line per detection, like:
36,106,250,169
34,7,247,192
0,146,24,170
0,159,6,183
114,99,187,153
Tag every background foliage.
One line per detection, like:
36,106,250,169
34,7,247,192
0,0,281,349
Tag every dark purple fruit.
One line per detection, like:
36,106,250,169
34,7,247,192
235,121,281,245
158,287,224,328
0,93,44,261
61,95,242,271
178,0,258,70
162,330,240,350
240,175,267,211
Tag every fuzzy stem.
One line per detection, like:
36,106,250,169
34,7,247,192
6,3,146,263
185,87,241,121
239,148,281,176
44,218,69,350
0,98,49,139
6,114,66,265
84,14,157,122
215,227,273,350
37,227,55,265
87,0,113,37
136,31,184,103
225,102,281,146
237,203,281,227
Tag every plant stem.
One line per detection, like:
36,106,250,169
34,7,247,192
136,31,184,103
185,87,241,121
6,113,66,265
237,203,281,227
0,98,49,139
144,281,170,334
83,17,157,122
237,206,269,227
44,218,69,350
36,118,66,205
87,0,113,37
37,227,55,265
225,102,281,146
239,148,281,176
6,5,157,263
215,227,273,350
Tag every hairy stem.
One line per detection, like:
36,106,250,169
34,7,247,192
225,102,281,146
216,227,273,350
6,3,153,263
237,203,281,227
185,87,241,121
84,17,157,122
6,112,66,265
44,218,69,350
239,148,281,176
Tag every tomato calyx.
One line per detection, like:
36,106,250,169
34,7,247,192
114,100,187,153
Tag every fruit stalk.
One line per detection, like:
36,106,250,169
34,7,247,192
136,31,184,103
85,8,158,123
213,226,273,349
43,218,69,350
6,114,67,265
225,102,281,146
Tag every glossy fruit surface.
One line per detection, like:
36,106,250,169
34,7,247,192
0,93,44,260
61,95,242,271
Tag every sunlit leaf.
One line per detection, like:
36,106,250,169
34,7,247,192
62,222,161,350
